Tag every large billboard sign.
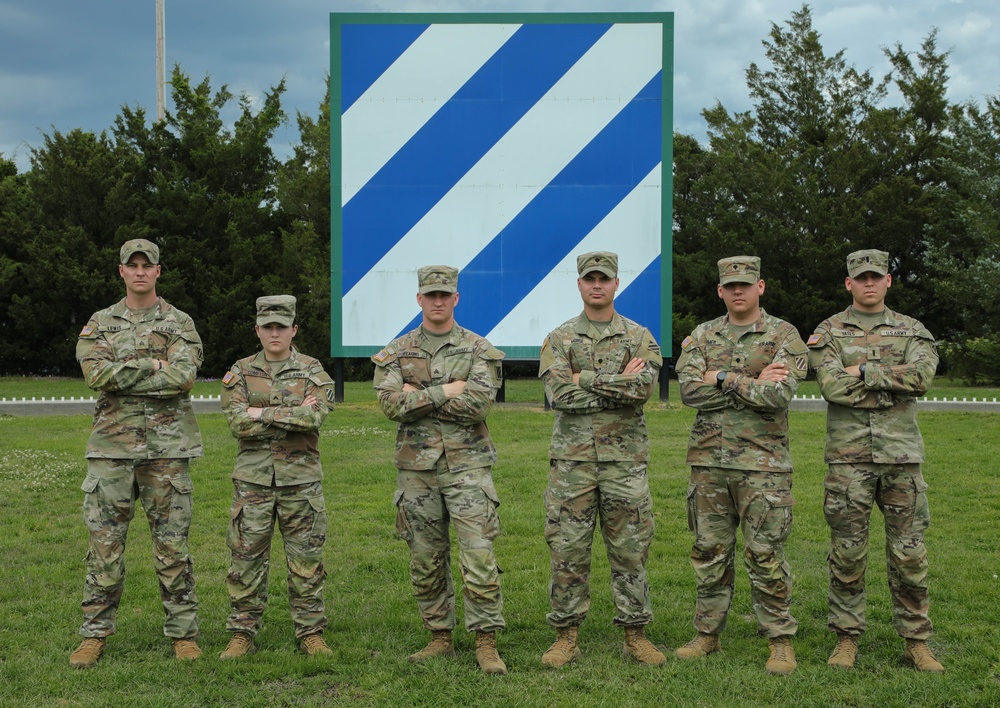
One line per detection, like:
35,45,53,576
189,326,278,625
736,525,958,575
330,13,673,358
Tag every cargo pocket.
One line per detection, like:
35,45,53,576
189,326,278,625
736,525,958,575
482,485,501,541
911,476,930,532
634,494,655,545
226,502,244,552
543,490,565,552
822,472,855,533
685,482,698,535
754,489,795,545
305,492,328,541
81,475,100,494
393,489,413,542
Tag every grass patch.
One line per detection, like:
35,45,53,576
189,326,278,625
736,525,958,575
0,400,998,705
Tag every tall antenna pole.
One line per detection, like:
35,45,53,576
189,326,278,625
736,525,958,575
156,0,165,121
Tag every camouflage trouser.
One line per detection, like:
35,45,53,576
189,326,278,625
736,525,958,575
686,466,796,638
394,461,505,633
80,458,198,639
824,462,932,639
225,479,328,639
544,459,655,628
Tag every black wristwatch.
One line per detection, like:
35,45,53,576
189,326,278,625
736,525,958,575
715,371,727,389
859,363,867,378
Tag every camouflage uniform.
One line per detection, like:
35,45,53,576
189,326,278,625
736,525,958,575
809,282,938,640
373,320,506,633
76,293,203,640
539,305,662,628
220,296,335,640
676,299,807,638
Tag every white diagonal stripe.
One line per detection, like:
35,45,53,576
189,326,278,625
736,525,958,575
343,23,663,346
341,23,520,206
487,163,662,345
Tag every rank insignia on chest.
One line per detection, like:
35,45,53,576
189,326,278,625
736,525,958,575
222,371,237,386
806,334,822,347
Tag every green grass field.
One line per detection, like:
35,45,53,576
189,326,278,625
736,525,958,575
1,382,999,706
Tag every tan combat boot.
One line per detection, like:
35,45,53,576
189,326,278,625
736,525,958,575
827,633,858,669
623,626,666,666
219,632,255,660
173,637,202,661
300,633,334,656
541,626,581,668
675,633,721,660
765,636,796,675
408,630,455,663
475,632,508,675
69,637,106,669
904,639,944,673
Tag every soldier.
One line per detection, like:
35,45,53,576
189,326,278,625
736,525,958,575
674,256,808,676
538,251,665,668
372,266,508,675
219,296,336,659
808,249,944,673
71,238,203,668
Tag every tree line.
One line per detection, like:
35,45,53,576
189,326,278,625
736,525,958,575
2,6,999,382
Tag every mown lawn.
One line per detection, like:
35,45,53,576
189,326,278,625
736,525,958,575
0,392,998,706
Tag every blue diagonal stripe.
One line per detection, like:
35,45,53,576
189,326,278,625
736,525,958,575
343,22,612,294
444,72,663,338
340,24,429,112
613,257,662,341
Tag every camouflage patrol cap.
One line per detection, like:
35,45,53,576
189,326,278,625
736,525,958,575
417,265,458,294
120,238,160,265
718,256,760,285
577,251,618,278
256,295,296,326
847,249,889,278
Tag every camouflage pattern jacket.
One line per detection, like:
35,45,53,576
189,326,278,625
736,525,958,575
373,325,504,472
808,306,937,465
676,309,807,472
221,349,335,486
76,297,203,459
539,312,662,462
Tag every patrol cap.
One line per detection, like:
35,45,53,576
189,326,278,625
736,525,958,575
256,295,296,326
577,251,618,278
846,249,889,278
417,265,458,294
120,238,160,265
718,256,760,285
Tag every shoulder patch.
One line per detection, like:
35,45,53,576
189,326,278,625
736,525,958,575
372,348,390,363
222,370,238,387
806,333,822,347
681,335,695,351
79,325,96,338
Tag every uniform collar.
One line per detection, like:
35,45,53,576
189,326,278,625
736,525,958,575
576,311,624,340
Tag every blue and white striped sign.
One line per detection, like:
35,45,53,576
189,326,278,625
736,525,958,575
330,13,673,358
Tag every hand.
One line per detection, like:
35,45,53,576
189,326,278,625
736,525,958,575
402,383,418,393
622,357,645,375
757,362,789,383
247,406,263,419
844,365,863,378
703,369,721,385
302,395,318,407
441,380,467,399
154,358,168,371
572,372,581,385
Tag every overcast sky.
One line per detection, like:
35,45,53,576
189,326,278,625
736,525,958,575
2,0,998,173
